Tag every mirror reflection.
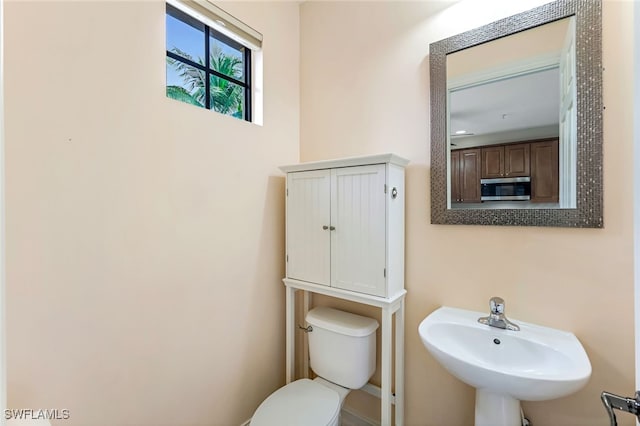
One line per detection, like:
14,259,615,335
446,16,575,210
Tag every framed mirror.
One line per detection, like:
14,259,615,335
430,0,602,227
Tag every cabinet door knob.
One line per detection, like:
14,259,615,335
329,226,336,231
322,225,329,230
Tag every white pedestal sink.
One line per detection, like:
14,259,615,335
418,307,591,426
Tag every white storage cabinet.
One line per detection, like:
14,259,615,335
283,154,406,298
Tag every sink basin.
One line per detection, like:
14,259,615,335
418,306,591,426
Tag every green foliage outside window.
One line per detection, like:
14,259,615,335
166,43,245,119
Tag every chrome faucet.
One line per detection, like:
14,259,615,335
478,297,520,331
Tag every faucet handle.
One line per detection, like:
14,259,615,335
490,297,505,315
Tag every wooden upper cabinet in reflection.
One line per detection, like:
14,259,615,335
451,148,481,203
481,143,530,178
505,144,531,177
530,139,559,202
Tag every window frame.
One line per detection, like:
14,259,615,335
166,3,252,122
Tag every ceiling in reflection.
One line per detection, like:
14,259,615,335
449,68,560,148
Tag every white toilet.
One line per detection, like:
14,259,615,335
251,306,379,426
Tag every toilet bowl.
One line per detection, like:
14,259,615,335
250,377,349,426
250,307,378,426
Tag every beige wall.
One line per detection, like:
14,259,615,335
300,1,635,425
4,1,299,425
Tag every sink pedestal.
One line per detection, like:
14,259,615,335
475,390,521,426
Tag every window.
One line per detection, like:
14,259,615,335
165,2,258,122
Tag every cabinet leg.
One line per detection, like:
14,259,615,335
302,291,311,379
395,299,405,426
285,286,296,384
381,307,392,426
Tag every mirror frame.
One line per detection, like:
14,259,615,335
430,0,603,228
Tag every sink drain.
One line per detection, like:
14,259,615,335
493,338,501,345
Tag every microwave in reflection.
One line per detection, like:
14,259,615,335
481,177,531,201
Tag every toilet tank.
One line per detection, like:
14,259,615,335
305,307,378,389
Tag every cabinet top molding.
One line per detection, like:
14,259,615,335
280,153,409,173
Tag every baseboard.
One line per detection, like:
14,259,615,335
360,382,396,405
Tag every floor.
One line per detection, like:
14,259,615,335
340,409,377,426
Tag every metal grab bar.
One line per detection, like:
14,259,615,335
601,390,640,426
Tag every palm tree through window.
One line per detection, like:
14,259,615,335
166,3,251,121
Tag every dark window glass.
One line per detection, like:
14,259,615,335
166,8,205,63
210,36,245,82
210,75,245,119
166,60,205,108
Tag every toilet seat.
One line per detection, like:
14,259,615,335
250,378,341,426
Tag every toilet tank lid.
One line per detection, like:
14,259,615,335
306,307,379,337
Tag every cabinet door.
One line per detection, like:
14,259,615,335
286,170,331,285
504,143,530,177
330,165,386,297
450,151,461,203
481,146,504,178
460,149,481,203
530,139,559,203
